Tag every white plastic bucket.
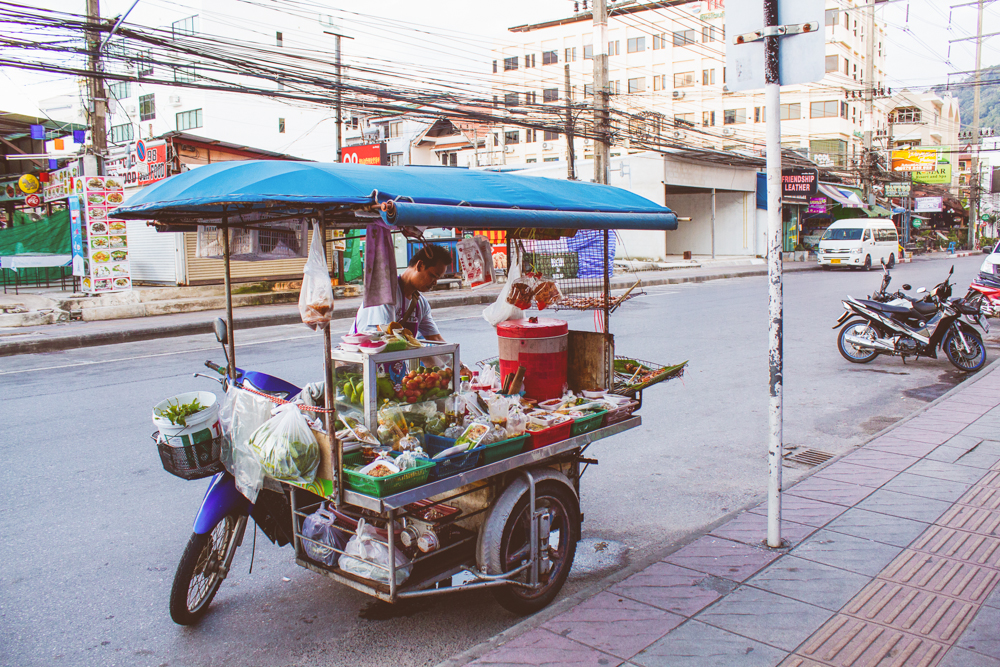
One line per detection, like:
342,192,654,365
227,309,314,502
152,391,221,448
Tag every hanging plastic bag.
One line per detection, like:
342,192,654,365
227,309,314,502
247,403,320,484
219,386,275,502
301,505,351,567
457,236,495,289
298,224,334,331
339,519,412,585
483,252,525,327
533,279,563,310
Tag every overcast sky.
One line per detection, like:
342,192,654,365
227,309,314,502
5,0,1000,115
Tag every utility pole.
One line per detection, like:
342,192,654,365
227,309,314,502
323,30,353,164
970,0,984,249
592,0,610,185
863,0,876,206
564,64,577,180
86,0,108,156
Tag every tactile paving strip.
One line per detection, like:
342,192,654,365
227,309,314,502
793,615,945,667
879,551,1000,603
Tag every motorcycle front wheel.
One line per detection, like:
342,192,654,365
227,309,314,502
838,319,881,363
169,513,244,625
943,329,987,372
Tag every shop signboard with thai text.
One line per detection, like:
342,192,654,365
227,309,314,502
341,143,387,165
808,197,827,213
914,196,943,213
80,176,131,293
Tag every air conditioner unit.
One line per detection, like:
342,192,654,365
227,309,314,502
504,145,515,153
672,90,684,99
722,128,735,136
125,104,137,114
542,142,552,150
168,94,182,105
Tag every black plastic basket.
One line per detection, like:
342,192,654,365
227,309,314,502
152,431,225,481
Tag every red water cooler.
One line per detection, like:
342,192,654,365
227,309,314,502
497,317,568,401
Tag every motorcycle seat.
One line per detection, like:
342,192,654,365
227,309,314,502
911,300,938,316
858,299,912,314
975,272,1000,288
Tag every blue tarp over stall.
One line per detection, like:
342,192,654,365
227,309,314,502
111,161,678,231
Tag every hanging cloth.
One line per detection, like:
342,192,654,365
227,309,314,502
362,220,398,308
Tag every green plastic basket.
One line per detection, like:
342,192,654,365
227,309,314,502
342,451,434,498
570,411,607,437
477,434,529,465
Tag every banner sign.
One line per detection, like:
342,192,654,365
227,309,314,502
914,196,943,213
68,195,85,277
807,197,827,213
105,141,169,188
892,148,938,172
782,168,819,197
884,182,911,198
912,160,952,185
341,143,387,166
80,176,131,294
44,163,81,200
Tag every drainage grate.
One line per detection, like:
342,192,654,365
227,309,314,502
784,448,835,468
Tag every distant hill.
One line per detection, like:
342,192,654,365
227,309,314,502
932,64,1000,131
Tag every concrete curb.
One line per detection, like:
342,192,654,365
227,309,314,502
433,357,1000,667
0,265,818,357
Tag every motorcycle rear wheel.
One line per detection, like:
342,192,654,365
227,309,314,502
943,329,987,373
169,513,243,625
838,320,880,363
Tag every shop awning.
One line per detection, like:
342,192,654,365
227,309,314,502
817,183,864,209
111,160,679,231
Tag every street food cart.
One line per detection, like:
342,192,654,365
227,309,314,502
115,161,684,623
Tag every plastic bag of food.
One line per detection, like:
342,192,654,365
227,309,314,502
507,405,527,436
298,224,334,330
457,236,494,289
301,505,350,567
219,386,275,502
247,403,320,484
339,519,412,585
483,252,525,326
533,279,563,310
506,273,537,310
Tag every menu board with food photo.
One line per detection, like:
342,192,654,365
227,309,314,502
83,175,132,293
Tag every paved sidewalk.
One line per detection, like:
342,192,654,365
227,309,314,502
447,364,1000,667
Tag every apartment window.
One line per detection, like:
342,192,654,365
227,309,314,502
526,129,537,142
608,40,619,55
653,74,666,91
653,33,666,49
543,130,560,141
388,153,403,166
843,102,850,119
844,57,850,75
754,106,766,123
810,100,839,118
172,15,197,37
810,138,847,166
584,83,594,96
627,37,645,53
780,103,801,120
543,157,559,162
825,9,839,27
504,92,519,107
525,53,536,68
139,93,155,121
702,26,720,42
504,56,518,71
543,87,559,102
276,31,283,47
628,77,645,93
673,71,695,88
853,63,858,80
565,47,577,62
174,66,196,83
890,107,921,123
505,130,520,144
388,122,401,138
278,117,285,133
611,80,620,95
702,110,716,126
675,113,695,126
441,153,457,167
526,158,537,163
844,12,849,28
525,91,537,105
702,69,715,85
825,55,839,73
584,44,593,59
138,51,153,77
108,81,131,100
176,108,202,131
542,50,558,65
673,30,695,46
109,123,134,144
724,108,746,124
492,60,497,73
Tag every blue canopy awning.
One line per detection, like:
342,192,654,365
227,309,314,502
110,161,678,231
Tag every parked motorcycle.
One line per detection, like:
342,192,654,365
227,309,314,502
834,266,989,372
168,318,304,625
965,270,1000,319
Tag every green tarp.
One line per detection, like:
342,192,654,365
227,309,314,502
0,210,71,255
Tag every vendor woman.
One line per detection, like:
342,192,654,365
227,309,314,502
352,244,453,341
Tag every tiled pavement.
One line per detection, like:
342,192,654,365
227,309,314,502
460,366,1000,667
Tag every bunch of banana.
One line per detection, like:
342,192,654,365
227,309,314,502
378,321,423,348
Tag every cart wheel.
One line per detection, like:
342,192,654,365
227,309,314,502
169,513,244,625
477,471,580,615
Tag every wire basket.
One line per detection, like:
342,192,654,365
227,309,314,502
152,431,225,481
612,358,687,398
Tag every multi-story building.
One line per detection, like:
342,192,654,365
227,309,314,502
886,89,962,195
485,0,889,172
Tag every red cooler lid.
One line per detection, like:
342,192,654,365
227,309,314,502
497,317,569,339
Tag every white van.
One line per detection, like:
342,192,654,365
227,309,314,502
817,218,899,270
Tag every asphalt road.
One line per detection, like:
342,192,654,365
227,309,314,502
1,254,994,667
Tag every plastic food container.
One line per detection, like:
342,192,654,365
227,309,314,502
477,434,529,465
497,318,568,401
525,417,573,450
570,410,607,437
424,435,480,481
342,451,434,497
602,399,640,426
359,340,387,355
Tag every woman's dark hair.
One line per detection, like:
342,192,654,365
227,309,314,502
409,244,453,268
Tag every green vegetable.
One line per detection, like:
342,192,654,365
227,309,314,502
155,398,205,426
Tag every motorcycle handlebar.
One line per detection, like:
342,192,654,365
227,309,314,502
205,360,224,373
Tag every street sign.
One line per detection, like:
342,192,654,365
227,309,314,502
782,168,818,196
725,0,824,92
135,139,147,163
